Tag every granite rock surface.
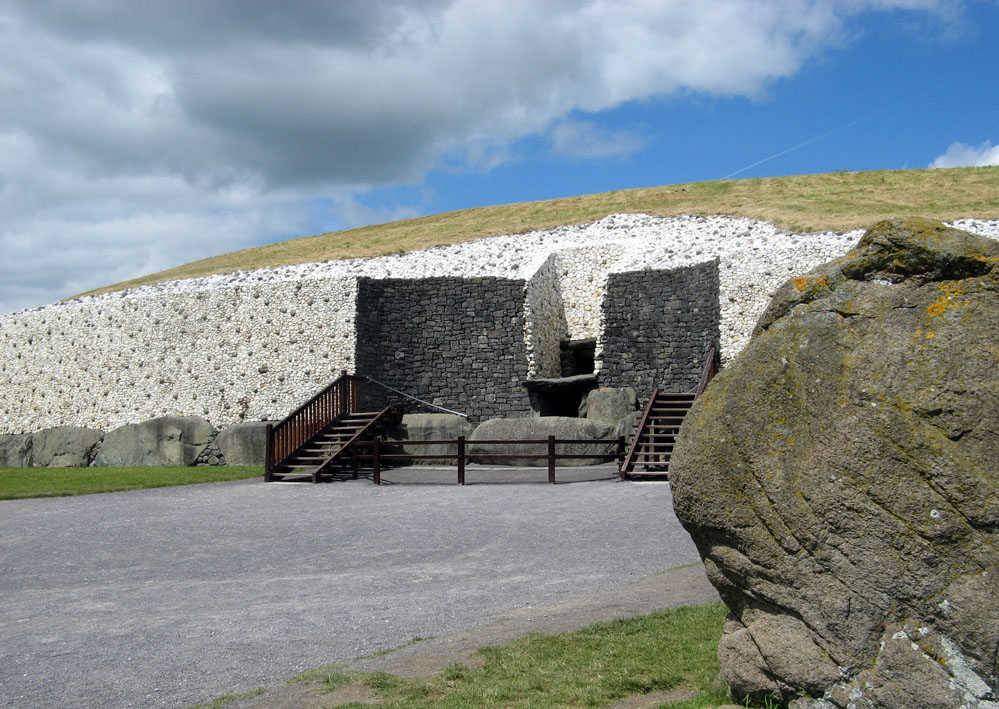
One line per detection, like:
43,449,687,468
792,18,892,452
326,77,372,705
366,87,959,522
670,217,999,708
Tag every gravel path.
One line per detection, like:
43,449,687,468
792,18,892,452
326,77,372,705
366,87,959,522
0,473,702,708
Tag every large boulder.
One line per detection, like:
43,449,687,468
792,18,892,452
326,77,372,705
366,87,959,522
670,218,999,708
94,415,214,467
216,421,271,466
0,434,33,467
32,426,104,467
578,387,636,425
469,416,617,466
385,413,474,464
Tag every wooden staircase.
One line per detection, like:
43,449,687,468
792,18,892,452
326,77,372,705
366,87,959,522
265,372,401,483
618,391,694,478
619,345,720,480
266,408,399,482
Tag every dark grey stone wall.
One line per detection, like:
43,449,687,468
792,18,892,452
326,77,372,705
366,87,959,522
599,260,720,396
354,277,533,423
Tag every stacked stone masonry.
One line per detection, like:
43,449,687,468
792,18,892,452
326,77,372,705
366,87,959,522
599,261,721,394
354,277,532,422
1,214,996,435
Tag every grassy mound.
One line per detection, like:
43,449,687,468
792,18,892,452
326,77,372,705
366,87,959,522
78,167,999,299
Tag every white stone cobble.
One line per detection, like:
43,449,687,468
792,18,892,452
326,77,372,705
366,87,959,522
1,215,995,434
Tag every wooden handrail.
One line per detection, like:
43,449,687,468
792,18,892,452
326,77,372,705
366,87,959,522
265,370,362,479
695,343,721,398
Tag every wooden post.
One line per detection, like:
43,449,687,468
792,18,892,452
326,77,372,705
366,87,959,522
617,435,625,466
351,446,359,479
264,423,274,482
338,369,349,416
373,436,381,486
457,436,465,485
548,435,556,484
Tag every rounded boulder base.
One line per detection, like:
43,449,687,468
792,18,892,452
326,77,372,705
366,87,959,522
670,218,999,709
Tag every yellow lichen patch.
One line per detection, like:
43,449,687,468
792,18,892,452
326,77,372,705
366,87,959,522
925,331,935,339
793,277,807,292
927,303,946,316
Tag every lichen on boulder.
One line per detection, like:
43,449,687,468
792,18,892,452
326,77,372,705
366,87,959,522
670,217,999,708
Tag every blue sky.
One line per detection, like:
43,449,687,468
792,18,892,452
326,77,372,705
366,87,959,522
1,0,998,315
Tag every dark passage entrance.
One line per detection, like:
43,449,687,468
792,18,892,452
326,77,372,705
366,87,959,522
560,339,596,377
523,373,598,417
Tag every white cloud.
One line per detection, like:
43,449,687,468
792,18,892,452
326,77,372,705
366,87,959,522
550,120,646,160
929,140,999,168
0,0,960,313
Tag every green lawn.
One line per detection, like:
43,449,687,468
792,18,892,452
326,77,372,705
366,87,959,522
0,466,263,500
294,602,732,708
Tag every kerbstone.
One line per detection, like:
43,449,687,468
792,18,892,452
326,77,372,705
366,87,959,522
32,426,103,467
216,422,271,466
578,387,636,425
0,434,33,468
385,413,474,464
95,415,215,467
469,416,616,466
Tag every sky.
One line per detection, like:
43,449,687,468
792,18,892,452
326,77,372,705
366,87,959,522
1,0,998,315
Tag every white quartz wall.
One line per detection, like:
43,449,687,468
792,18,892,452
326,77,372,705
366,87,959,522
555,245,624,342
522,253,566,378
3,215,996,435
716,231,860,360
0,278,357,434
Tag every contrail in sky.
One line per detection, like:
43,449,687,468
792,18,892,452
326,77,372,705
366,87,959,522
719,96,921,180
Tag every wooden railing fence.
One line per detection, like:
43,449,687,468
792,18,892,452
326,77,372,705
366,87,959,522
354,436,627,485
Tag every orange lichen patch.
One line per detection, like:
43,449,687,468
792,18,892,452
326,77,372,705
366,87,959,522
926,282,965,317
792,275,829,292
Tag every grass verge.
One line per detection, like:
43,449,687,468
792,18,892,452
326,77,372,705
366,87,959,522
0,466,263,500
311,602,730,708
77,166,999,299
186,688,267,709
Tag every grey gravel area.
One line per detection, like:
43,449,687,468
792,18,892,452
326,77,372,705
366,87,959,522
0,471,702,708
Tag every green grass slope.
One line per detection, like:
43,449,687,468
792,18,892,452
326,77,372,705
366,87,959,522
78,167,999,299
